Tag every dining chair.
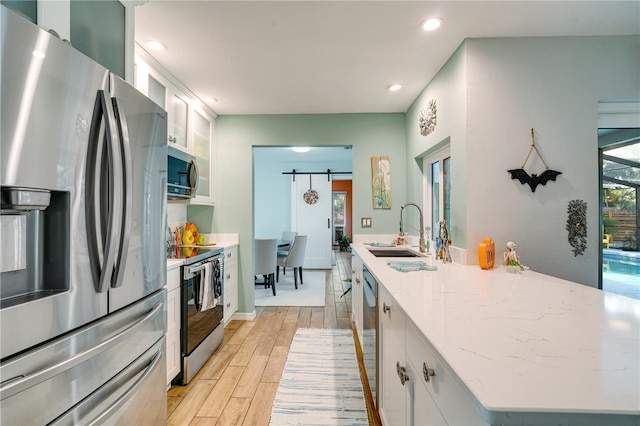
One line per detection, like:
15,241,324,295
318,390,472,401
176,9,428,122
254,238,278,296
276,235,307,289
278,231,297,255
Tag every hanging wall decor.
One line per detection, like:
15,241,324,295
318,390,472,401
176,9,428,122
371,156,391,209
566,199,587,256
303,174,319,204
419,99,437,136
507,128,562,192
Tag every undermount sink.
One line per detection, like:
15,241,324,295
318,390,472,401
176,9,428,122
367,248,424,258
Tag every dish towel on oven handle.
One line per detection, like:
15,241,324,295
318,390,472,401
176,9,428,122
199,262,218,311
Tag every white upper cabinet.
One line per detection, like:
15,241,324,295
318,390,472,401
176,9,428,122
192,108,214,203
134,49,216,205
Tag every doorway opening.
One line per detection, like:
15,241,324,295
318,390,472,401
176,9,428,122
252,146,353,283
599,129,639,299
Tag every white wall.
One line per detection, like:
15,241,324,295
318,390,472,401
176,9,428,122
407,35,640,287
406,43,468,247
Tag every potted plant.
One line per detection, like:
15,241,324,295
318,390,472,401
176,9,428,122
338,235,352,252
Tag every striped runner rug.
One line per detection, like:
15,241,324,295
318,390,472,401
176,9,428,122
270,328,369,425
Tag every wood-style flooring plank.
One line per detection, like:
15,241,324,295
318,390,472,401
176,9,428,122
254,329,278,357
189,417,218,426
232,355,269,398
241,382,279,426
309,307,324,328
216,397,251,426
168,380,216,425
228,335,260,367
195,366,244,418
261,345,289,383
197,343,240,380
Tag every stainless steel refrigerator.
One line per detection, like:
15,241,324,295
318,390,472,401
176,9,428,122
0,6,168,424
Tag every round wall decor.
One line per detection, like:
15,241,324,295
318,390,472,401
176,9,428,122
419,99,437,136
303,174,318,204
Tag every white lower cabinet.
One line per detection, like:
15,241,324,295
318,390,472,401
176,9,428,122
165,264,182,387
404,358,447,426
378,285,407,426
405,322,487,425
351,252,363,349
223,246,238,325
379,284,486,426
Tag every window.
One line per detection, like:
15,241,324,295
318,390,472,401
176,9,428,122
333,192,347,244
423,146,451,243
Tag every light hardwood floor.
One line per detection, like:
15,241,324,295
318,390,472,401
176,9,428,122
167,250,378,425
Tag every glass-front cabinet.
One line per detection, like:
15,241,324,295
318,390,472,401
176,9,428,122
134,51,215,205
192,108,214,203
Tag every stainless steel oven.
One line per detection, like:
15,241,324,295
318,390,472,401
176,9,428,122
362,265,378,409
173,248,224,385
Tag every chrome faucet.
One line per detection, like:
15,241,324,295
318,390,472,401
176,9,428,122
400,202,426,253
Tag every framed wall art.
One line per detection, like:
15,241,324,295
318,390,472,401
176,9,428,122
371,156,391,209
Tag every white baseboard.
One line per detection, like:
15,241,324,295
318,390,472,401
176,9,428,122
232,311,256,322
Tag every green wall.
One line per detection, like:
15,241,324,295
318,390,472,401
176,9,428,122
212,114,406,315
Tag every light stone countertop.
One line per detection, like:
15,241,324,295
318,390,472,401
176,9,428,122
353,242,640,424
166,233,238,271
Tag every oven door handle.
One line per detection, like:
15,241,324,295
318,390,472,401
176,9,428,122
186,264,206,274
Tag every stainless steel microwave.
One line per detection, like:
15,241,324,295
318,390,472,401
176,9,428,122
167,145,198,199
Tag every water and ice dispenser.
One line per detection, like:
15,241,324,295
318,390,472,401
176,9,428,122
0,187,69,309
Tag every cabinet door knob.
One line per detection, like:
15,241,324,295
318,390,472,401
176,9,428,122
383,302,391,313
396,361,409,386
423,362,436,383
226,274,231,279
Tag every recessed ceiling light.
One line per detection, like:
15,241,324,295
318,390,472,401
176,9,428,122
146,40,167,52
388,84,402,92
421,17,443,31
292,147,311,153
203,97,217,103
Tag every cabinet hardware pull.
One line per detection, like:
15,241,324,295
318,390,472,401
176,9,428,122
396,361,409,386
423,362,436,383
383,302,390,313
226,274,231,279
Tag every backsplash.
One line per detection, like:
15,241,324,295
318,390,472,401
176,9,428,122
167,203,187,233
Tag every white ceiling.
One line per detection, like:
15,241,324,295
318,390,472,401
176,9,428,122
134,1,640,116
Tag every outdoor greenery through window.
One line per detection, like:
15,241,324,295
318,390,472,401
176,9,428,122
601,134,639,251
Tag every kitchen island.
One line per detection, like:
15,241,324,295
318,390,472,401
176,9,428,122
352,242,640,425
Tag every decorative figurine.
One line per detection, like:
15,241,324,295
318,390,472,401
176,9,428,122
503,241,529,272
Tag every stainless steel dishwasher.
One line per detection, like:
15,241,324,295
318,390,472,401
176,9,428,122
362,265,378,409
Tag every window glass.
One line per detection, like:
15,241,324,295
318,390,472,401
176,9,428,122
424,145,451,244
431,161,440,233
443,156,451,227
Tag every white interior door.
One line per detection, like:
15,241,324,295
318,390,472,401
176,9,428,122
291,174,332,268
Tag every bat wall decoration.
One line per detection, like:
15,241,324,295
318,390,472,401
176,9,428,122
508,128,562,193
507,168,562,192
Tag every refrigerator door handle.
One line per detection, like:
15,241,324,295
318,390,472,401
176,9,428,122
110,97,132,289
85,90,120,293
84,350,162,426
0,302,163,400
